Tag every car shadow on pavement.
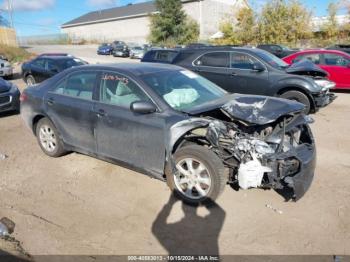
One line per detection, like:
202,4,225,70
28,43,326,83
0,110,20,119
333,89,350,94
152,192,225,256
0,249,31,262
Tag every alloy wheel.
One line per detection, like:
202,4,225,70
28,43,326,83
174,158,212,200
39,125,57,153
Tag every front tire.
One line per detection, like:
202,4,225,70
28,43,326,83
36,118,66,157
280,90,311,114
166,145,227,205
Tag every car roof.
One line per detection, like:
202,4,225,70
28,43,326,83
287,49,350,57
37,55,76,60
77,62,183,76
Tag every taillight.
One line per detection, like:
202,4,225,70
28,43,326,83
20,93,28,102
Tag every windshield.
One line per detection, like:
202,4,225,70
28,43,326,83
255,50,289,70
58,58,86,69
141,70,226,110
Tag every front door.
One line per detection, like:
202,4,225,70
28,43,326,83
45,71,98,152
94,71,166,175
228,52,270,95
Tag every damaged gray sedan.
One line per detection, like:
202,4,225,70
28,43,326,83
21,63,316,204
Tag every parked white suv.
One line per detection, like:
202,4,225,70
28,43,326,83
0,59,13,79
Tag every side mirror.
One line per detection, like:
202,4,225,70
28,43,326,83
130,101,157,114
252,63,265,72
50,68,59,73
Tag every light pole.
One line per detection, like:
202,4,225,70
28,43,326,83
7,0,14,28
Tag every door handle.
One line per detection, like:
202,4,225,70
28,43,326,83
47,98,54,106
95,109,106,118
231,72,237,76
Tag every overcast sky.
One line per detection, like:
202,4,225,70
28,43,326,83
0,0,347,36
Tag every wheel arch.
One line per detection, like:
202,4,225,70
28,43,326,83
32,114,57,136
277,86,316,112
164,119,212,179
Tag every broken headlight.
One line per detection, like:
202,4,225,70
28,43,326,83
252,140,276,155
314,79,336,91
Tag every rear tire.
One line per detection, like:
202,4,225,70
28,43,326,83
36,118,66,157
166,145,227,205
280,90,311,114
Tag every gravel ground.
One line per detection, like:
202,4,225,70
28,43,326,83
0,45,349,258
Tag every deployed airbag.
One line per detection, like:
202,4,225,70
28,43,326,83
163,88,199,109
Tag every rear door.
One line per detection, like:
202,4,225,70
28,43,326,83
45,70,99,152
44,59,59,80
320,53,350,88
94,71,166,175
30,58,48,83
228,52,270,95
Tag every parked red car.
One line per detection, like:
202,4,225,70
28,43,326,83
283,50,350,89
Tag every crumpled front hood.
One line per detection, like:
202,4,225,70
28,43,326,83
0,78,11,93
221,95,305,125
285,60,328,77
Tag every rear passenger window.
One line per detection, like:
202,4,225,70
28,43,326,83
54,72,97,100
194,52,230,67
99,72,150,108
230,53,260,69
32,58,46,69
323,53,350,67
293,54,320,64
154,51,178,63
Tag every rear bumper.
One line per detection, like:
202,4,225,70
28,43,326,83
113,50,129,57
97,50,111,55
131,53,144,59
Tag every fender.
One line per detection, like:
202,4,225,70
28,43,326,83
273,76,321,94
164,118,212,175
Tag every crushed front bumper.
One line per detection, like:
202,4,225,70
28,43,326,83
313,90,336,110
274,144,316,200
266,125,316,200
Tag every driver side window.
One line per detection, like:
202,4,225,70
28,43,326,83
99,72,150,108
230,52,261,70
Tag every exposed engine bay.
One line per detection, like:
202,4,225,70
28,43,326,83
175,96,316,200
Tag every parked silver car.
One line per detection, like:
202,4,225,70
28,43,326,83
0,59,13,79
130,46,146,59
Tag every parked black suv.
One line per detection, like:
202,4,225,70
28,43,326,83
21,55,87,86
257,44,298,58
141,47,335,113
326,44,350,54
